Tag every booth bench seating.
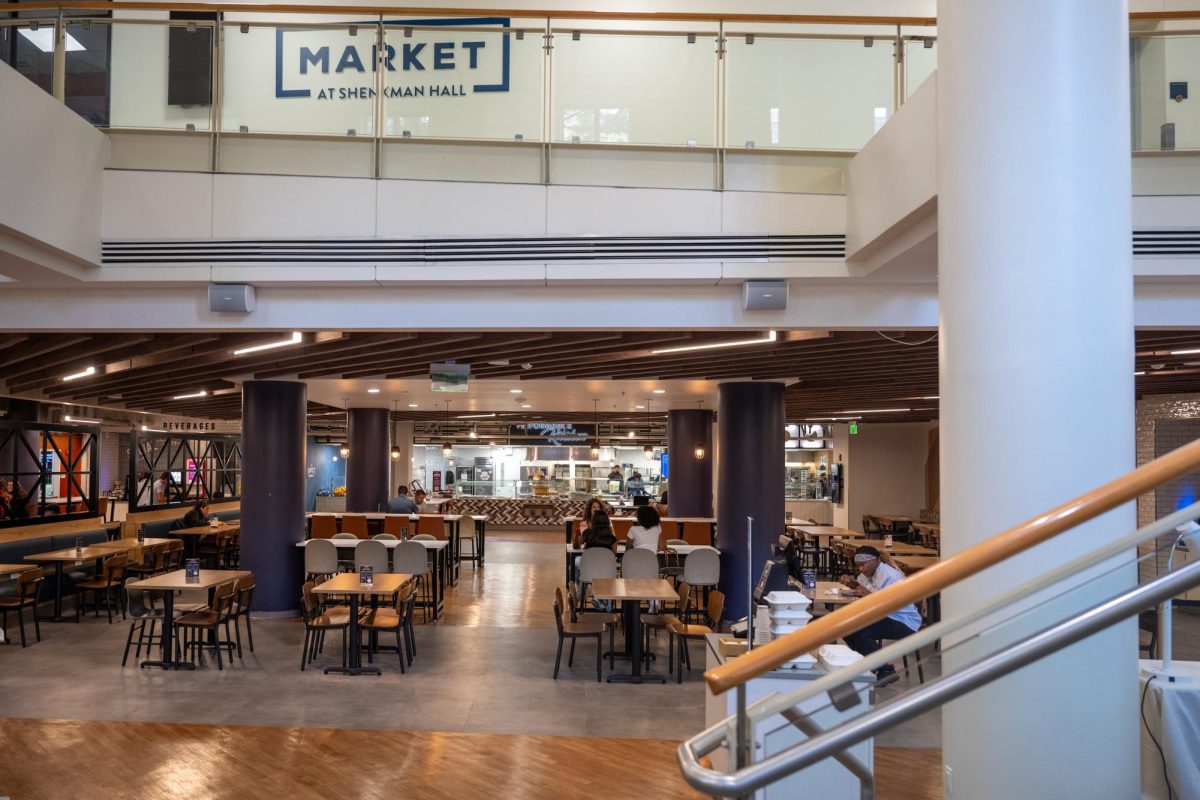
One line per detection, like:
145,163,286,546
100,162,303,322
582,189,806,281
0,526,111,599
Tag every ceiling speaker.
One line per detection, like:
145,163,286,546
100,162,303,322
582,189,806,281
742,280,788,311
209,284,256,313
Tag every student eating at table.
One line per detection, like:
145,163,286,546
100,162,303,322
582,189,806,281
626,505,662,551
181,499,211,529
838,545,922,684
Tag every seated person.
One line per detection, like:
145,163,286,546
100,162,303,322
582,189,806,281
181,500,211,529
413,489,428,509
388,485,418,514
578,511,617,607
43,504,62,516
627,504,662,551
838,546,922,684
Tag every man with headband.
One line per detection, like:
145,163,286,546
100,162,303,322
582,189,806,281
838,545,923,685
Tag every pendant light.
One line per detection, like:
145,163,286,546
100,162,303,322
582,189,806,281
693,400,706,459
441,400,453,459
390,400,401,460
643,399,655,459
589,398,601,460
339,397,350,458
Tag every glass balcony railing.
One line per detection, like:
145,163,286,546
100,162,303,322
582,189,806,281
5,8,1197,186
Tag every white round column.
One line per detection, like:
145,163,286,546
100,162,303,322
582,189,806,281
937,2,1137,798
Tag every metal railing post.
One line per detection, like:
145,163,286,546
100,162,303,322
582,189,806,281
52,12,66,102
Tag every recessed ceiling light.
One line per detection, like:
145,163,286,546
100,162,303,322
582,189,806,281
653,389,666,394
367,388,381,394
233,331,302,355
408,403,419,408
62,366,96,382
627,431,636,438
172,390,208,400
521,404,532,409
635,405,645,409
509,389,522,394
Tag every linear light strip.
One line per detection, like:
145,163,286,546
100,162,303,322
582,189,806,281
232,331,302,355
64,415,100,424
839,407,912,414
650,330,777,355
62,366,95,382
457,413,497,419
172,390,208,400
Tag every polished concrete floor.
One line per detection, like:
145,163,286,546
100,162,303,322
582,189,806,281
3,528,1192,797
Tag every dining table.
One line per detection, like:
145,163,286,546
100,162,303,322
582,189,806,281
297,538,449,619
126,568,251,669
171,521,240,559
0,563,35,580
589,578,679,684
310,572,413,676
24,545,131,622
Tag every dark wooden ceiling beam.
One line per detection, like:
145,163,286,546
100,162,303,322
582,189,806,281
250,333,422,378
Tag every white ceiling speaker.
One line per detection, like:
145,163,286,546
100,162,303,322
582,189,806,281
209,284,256,313
743,280,788,311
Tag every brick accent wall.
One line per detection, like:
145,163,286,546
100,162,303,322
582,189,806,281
1136,394,1200,582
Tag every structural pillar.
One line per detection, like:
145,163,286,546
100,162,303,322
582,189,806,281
938,3,1136,797
346,407,390,512
667,408,713,517
240,381,306,615
716,383,784,620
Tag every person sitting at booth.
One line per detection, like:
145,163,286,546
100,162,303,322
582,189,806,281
838,546,922,684
181,500,210,529
388,485,418,514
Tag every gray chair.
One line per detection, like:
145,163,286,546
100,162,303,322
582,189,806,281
577,547,617,606
620,547,660,580
304,539,339,579
355,539,389,574
330,533,358,570
392,541,433,623
412,534,437,541
372,534,398,541
682,547,720,623
332,532,358,539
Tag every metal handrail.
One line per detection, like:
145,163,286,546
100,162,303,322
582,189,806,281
704,437,1200,694
678,555,1200,796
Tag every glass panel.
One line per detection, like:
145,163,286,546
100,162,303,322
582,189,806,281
904,37,936,99
222,23,373,136
109,21,212,131
63,21,110,126
725,36,895,151
0,21,56,96
131,432,241,510
0,423,97,523
1132,34,1200,151
553,32,717,147
382,23,543,141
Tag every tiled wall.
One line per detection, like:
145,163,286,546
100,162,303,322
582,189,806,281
1136,394,1200,582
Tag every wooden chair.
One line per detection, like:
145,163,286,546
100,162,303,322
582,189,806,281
75,554,129,623
552,586,608,682
361,580,416,672
231,574,255,657
0,568,45,647
310,515,339,539
682,521,713,546
196,532,229,569
641,581,689,664
164,540,185,571
341,515,370,538
416,515,444,539
299,580,350,671
382,515,414,538
175,580,238,669
667,589,725,682
610,517,635,540
126,543,168,580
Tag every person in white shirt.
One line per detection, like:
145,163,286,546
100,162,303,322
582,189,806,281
153,472,170,505
838,546,922,684
626,504,663,551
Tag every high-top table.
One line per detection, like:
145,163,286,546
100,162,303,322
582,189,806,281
127,568,251,669
311,572,413,676
296,539,449,619
590,578,679,684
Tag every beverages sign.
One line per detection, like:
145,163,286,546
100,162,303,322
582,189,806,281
275,17,512,101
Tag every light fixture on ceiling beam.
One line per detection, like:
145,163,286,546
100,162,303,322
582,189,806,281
64,415,100,424
62,366,96,382
643,399,655,459
367,387,381,394
339,396,350,458
232,331,302,356
649,330,777,355
172,390,208,400
457,413,496,419
839,408,912,414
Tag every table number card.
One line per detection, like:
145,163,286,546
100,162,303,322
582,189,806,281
359,565,374,585
185,558,200,582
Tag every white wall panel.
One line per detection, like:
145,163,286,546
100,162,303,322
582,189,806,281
546,185,721,235
211,174,377,238
545,262,721,285
375,181,547,237
720,192,845,234
0,61,107,266
103,170,214,240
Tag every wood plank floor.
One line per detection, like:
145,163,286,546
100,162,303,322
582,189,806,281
0,718,941,800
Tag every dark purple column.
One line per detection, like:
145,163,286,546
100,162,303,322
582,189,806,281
240,381,306,615
716,382,785,620
667,408,713,517
345,408,390,512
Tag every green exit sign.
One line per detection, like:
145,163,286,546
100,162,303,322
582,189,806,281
849,422,859,435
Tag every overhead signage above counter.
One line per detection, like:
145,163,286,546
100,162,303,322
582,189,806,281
509,423,595,446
